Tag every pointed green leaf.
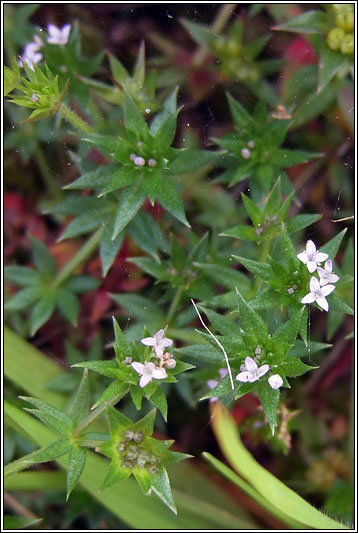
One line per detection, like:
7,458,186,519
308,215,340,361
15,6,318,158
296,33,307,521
4,266,41,286
241,193,263,226
112,182,146,239
23,438,71,465
148,387,168,421
29,235,56,275
151,465,177,515
265,176,282,215
3,516,42,529
318,43,346,94
127,210,169,260
109,53,130,84
226,93,253,130
133,40,145,86
70,370,90,428
236,289,268,338
30,296,57,336
156,176,190,227
180,18,214,47
72,360,119,379
59,209,109,241
107,405,132,436
92,381,129,410
133,408,156,437
219,224,256,241
98,167,135,197
20,396,72,434
273,11,328,33
320,228,347,259
232,255,273,281
194,263,248,290
257,379,280,435
99,220,125,277
5,286,40,311
285,214,322,233
124,91,148,139
272,307,304,353
279,357,317,377
167,150,217,175
56,289,80,326
100,458,131,491
113,317,132,360
64,164,120,190
130,384,143,410
133,466,152,495
67,445,87,499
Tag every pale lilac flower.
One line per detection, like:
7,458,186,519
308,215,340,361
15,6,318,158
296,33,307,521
134,156,146,167
141,329,173,358
47,23,71,45
301,276,335,312
18,36,43,70
236,356,270,383
297,240,329,273
131,361,167,388
207,369,228,402
241,148,251,159
317,260,339,286
268,374,283,390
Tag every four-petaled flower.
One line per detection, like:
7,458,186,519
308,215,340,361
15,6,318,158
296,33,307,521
268,374,283,390
297,240,329,273
131,361,167,388
141,329,173,358
317,260,339,286
47,23,71,45
236,356,269,383
301,276,335,312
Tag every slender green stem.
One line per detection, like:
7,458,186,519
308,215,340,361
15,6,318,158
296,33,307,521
72,391,128,438
59,102,94,134
51,227,104,289
192,4,237,66
167,286,185,326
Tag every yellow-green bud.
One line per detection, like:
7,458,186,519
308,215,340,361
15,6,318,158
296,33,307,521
212,35,227,54
327,27,346,50
336,12,354,32
340,33,354,54
332,3,354,15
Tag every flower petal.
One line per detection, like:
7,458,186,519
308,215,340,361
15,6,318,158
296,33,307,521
307,261,317,273
161,338,173,347
320,284,335,296
301,292,316,304
268,374,283,389
152,367,168,380
207,379,218,390
141,337,156,346
325,260,333,272
139,374,152,388
248,374,260,383
245,356,257,373
310,276,321,292
316,296,329,311
297,252,308,264
155,329,165,341
235,371,250,382
131,362,145,374
328,273,339,284
315,252,329,263
306,240,316,256
258,364,270,377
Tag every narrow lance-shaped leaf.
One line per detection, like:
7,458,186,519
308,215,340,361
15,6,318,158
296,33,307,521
69,369,90,429
67,445,87,499
257,379,280,435
236,288,268,338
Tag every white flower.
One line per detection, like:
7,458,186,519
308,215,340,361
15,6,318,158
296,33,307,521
47,23,71,45
268,374,283,390
241,148,251,159
317,260,339,286
301,276,335,312
134,156,146,167
131,361,167,388
18,37,43,70
297,240,329,273
141,329,173,358
236,356,270,383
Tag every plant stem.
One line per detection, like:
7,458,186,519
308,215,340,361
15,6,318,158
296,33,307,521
72,391,128,438
52,227,104,289
167,286,185,326
59,102,94,134
192,4,237,66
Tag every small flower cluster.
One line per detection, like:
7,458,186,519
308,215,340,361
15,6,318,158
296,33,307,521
131,329,175,388
255,213,279,236
18,24,71,70
118,429,160,474
130,153,157,167
297,240,339,312
327,5,354,55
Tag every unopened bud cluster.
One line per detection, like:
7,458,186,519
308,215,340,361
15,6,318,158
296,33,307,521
118,430,160,474
241,140,255,160
130,151,157,168
254,214,279,236
327,5,354,55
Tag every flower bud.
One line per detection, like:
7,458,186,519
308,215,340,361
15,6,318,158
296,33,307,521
340,33,354,54
241,148,251,160
148,158,157,167
327,28,346,50
134,156,146,167
336,12,354,32
133,431,143,443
